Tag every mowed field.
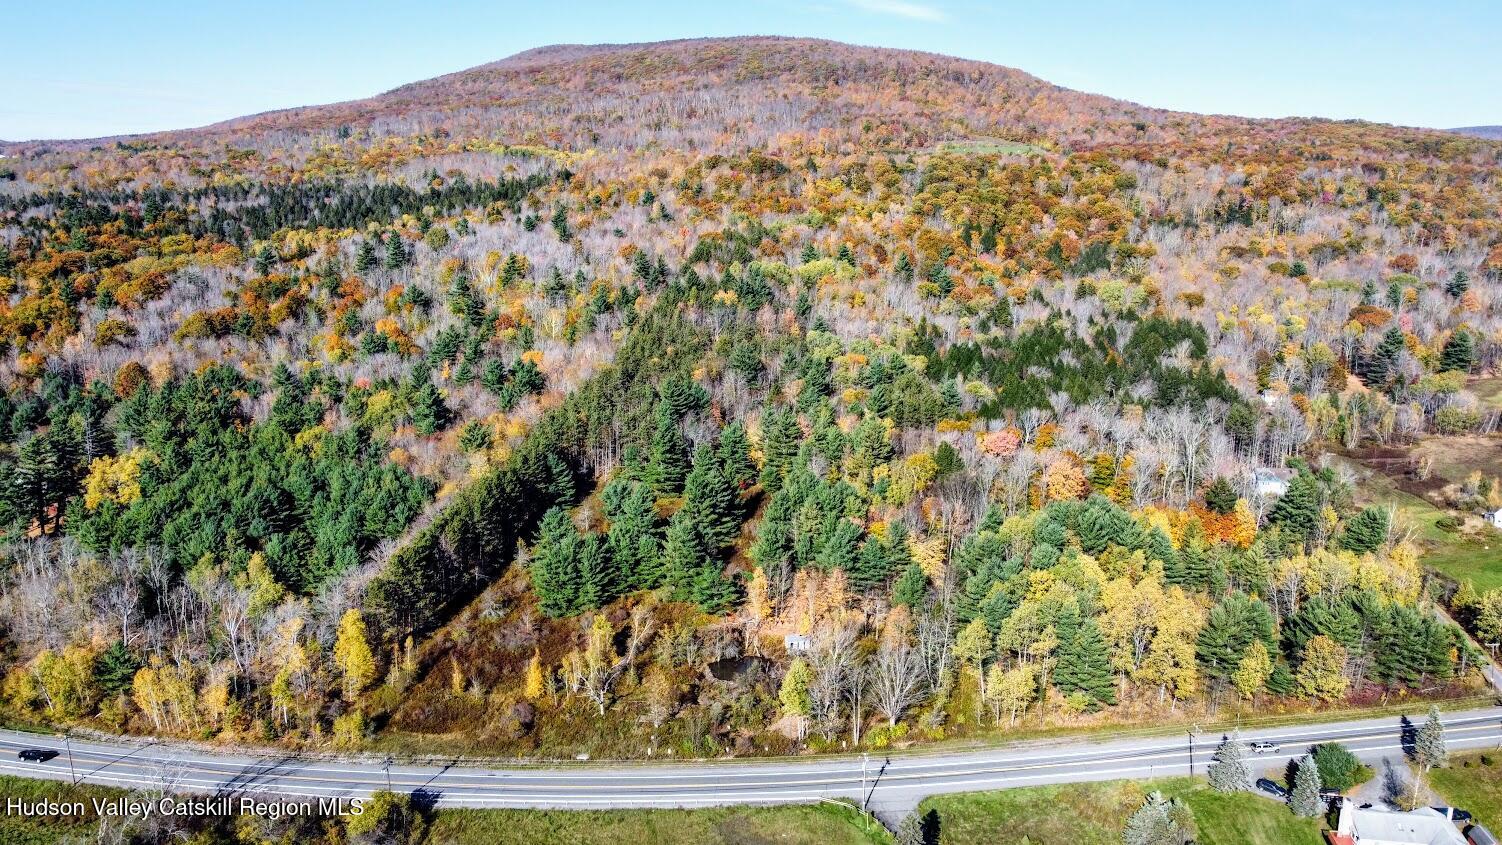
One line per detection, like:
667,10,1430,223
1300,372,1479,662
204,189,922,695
1341,439,1502,592
918,778,1324,845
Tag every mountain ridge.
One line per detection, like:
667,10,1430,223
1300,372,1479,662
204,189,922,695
5,36,1486,155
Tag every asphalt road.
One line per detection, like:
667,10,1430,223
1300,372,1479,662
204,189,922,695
2,707,1500,819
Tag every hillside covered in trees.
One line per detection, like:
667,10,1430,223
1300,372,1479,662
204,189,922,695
1,37,1500,758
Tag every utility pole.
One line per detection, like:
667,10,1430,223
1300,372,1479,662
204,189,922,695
63,734,76,785
383,757,392,792
1186,727,1196,777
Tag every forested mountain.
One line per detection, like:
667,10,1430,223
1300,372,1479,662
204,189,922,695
0,37,1499,759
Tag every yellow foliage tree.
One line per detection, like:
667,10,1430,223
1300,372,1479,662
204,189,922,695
333,609,376,701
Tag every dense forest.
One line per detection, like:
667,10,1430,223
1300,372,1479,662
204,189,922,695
0,37,1499,760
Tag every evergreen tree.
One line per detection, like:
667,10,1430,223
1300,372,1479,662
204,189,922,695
1054,607,1116,705
758,408,801,491
892,561,928,608
532,507,582,618
1446,270,1470,298
92,641,140,696
1339,507,1389,553
383,233,407,269
1358,326,1404,387
607,482,659,589
716,421,756,490
551,205,571,241
681,445,741,549
645,405,690,495
1311,742,1363,792
1207,735,1252,792
1121,791,1195,845
354,239,377,274
1204,476,1237,514
1268,472,1320,545
1288,754,1323,817
1441,330,1475,373
254,244,276,276
410,380,451,435
1415,705,1447,771
1144,527,1182,585
851,536,898,593
1197,592,1276,684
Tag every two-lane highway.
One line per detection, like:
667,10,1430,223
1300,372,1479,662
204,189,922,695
1,708,1499,818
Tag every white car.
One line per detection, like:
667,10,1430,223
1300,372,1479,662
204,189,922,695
1249,741,1279,754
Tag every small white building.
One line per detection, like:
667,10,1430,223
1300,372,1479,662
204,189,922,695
1332,799,1467,845
1486,508,1502,530
1254,467,1294,498
783,634,811,655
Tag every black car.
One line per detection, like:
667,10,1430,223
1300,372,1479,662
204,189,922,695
17,749,58,762
1256,778,1289,799
1432,806,1473,823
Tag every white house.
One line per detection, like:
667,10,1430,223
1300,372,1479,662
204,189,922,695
1331,800,1467,845
1486,508,1502,530
783,633,811,655
1253,467,1294,498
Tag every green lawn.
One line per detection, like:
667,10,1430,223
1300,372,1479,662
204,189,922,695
0,775,124,845
919,778,1323,845
425,803,890,845
1343,454,1502,591
1430,752,1502,828
0,771,888,845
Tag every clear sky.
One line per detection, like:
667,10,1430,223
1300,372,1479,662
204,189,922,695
3,0,1499,141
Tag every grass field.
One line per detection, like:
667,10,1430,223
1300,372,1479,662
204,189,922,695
918,778,1323,845
0,773,891,845
426,803,889,845
0,775,124,845
1429,752,1502,829
1340,453,1502,591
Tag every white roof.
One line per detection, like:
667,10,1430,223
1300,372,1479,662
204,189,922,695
1349,805,1466,845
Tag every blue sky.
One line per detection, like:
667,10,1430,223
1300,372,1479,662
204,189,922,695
3,0,1499,140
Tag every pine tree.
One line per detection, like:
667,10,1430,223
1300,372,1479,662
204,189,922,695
892,561,928,608
410,381,450,435
1359,326,1404,387
254,244,276,276
1339,506,1389,553
1289,753,1323,817
532,507,582,618
354,239,377,274
645,405,690,495
1268,472,1320,544
662,510,707,601
1207,735,1252,792
1122,791,1195,845
1415,705,1447,771
607,482,659,589
1204,476,1237,514
758,408,801,491
1054,608,1116,706
681,445,741,549
716,422,756,490
1441,330,1475,373
383,233,407,269
575,534,614,610
894,811,925,845
1144,527,1182,585
550,206,571,241
851,537,897,593
1196,592,1276,684
1446,270,1470,298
